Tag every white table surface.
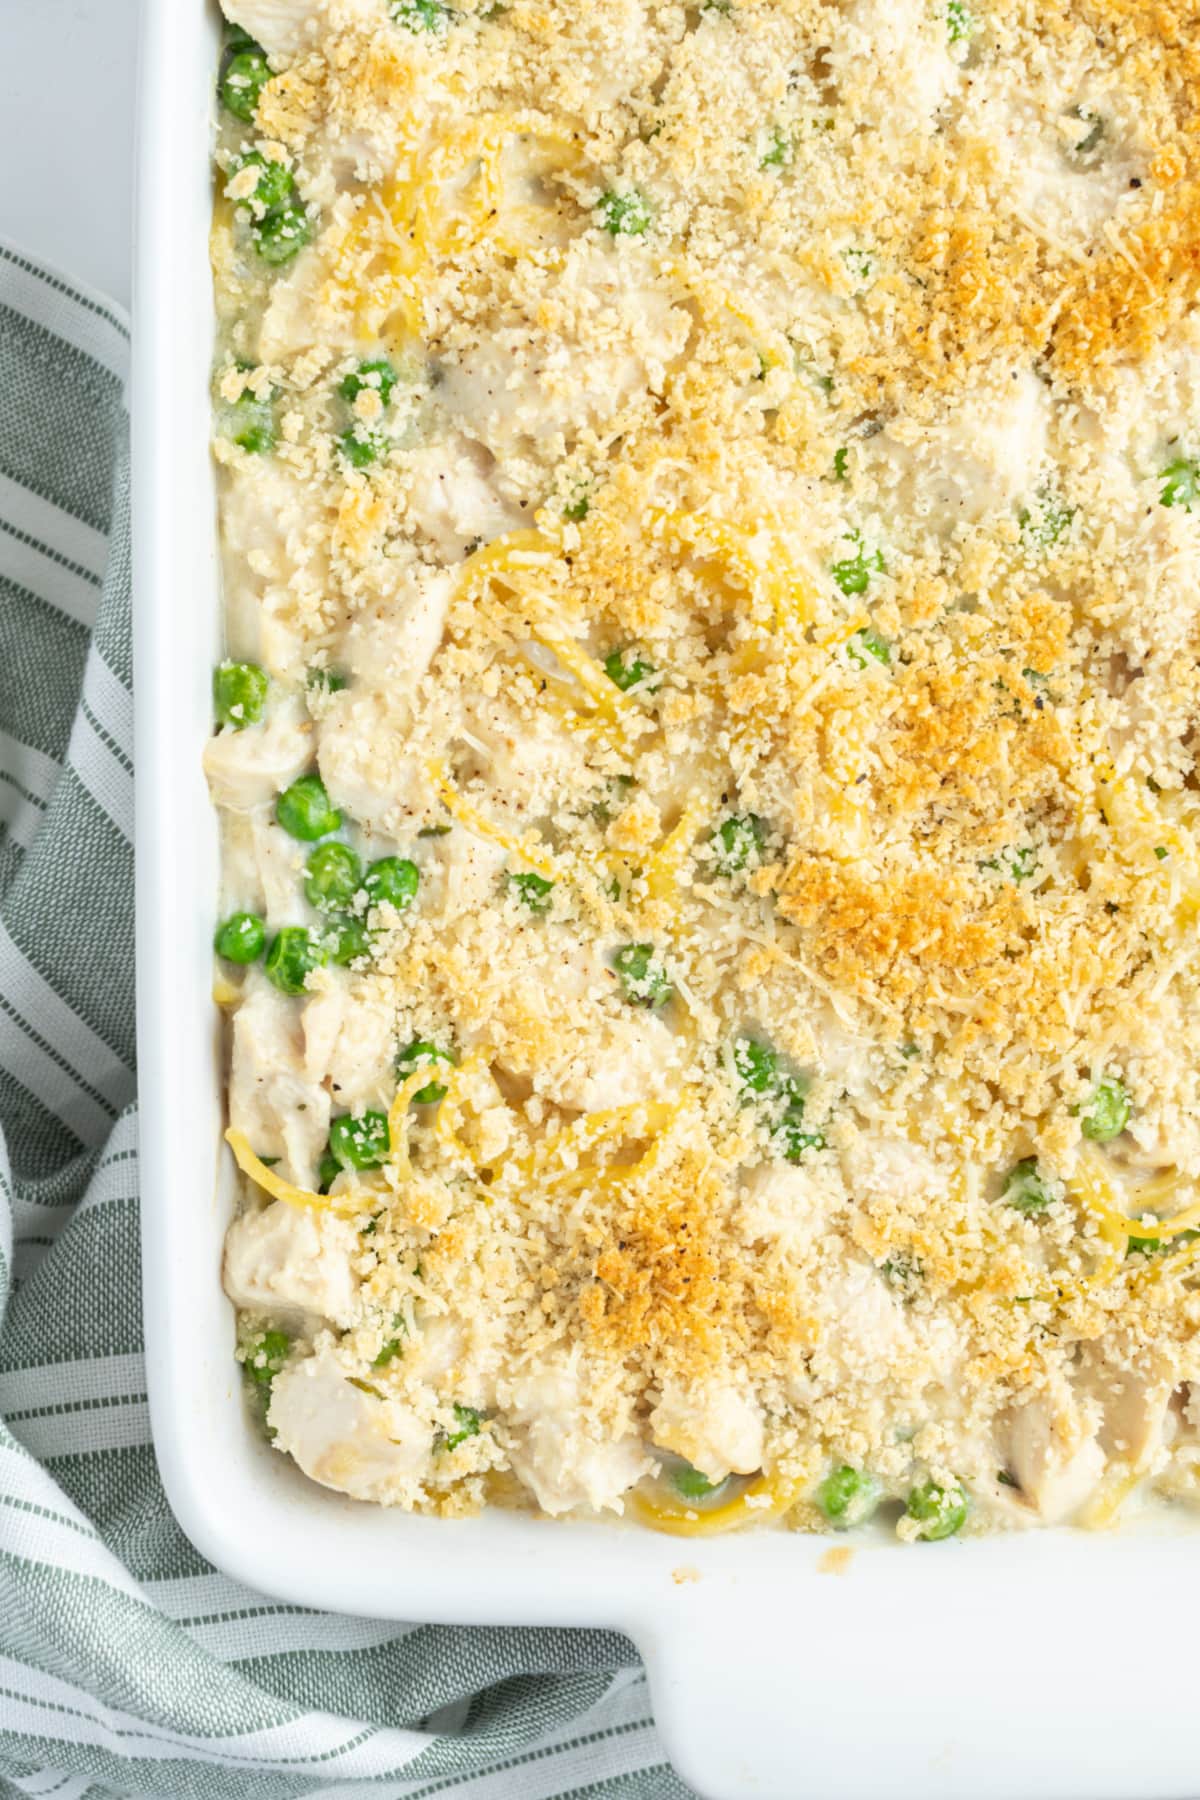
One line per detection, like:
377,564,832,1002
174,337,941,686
0,0,141,310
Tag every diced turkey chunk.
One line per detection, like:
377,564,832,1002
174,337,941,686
737,1162,832,1254
1003,1382,1105,1523
204,702,313,813
405,1315,466,1388
962,72,1146,254
835,0,959,141
222,0,379,66
218,461,331,674
502,1362,653,1515
812,1003,876,1094
229,975,332,1186
806,1261,913,1389
840,1133,947,1207
426,832,508,924
316,689,435,834
1096,337,1200,478
873,367,1051,534
650,1378,765,1483
1079,1351,1173,1469
552,1010,678,1112
403,437,529,561
268,1346,434,1501
535,0,653,120
398,1312,499,1411
454,928,685,1111
223,1199,359,1327
302,974,396,1111
220,810,305,923
341,568,452,697
460,694,591,813
254,192,367,363
440,244,685,477
249,812,308,923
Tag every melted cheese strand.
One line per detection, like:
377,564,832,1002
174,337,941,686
225,1130,373,1220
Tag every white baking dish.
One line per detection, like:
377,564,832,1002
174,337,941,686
131,5,1200,1795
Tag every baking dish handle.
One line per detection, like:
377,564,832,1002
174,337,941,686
635,1525,1200,1800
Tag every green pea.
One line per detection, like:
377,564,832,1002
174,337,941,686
733,1036,777,1093
396,1039,456,1103
304,842,363,912
214,911,266,964
1003,845,1037,882
1019,491,1074,548
1125,1226,1200,1260
317,1149,340,1193
671,1461,724,1501
1159,457,1200,510
230,406,274,456
276,774,341,841
264,926,326,995
391,0,452,29
881,1253,921,1295
228,386,276,455
598,189,651,236
779,1069,811,1108
328,1109,391,1171
817,1465,882,1527
777,1112,825,1161
831,532,885,597
361,856,419,912
842,247,874,286
1070,105,1104,160
847,628,891,669
1080,1076,1130,1142
243,1328,291,1388
906,1480,968,1541
612,942,673,1006
444,1402,482,1449
592,772,635,826
219,46,270,121
339,358,398,406
712,813,766,874
213,660,268,729
338,426,382,468
373,1313,406,1367
324,916,372,966
603,647,659,693
982,844,1036,882
232,150,295,215
254,203,312,266
1004,1156,1053,1215
509,870,555,913
946,0,974,41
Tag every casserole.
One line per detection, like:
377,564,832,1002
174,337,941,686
134,2,1200,1795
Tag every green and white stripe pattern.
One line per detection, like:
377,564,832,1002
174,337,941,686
0,244,694,1800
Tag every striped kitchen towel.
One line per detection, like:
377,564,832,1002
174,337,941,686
0,242,694,1800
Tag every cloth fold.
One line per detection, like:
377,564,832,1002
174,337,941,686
0,242,691,1800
